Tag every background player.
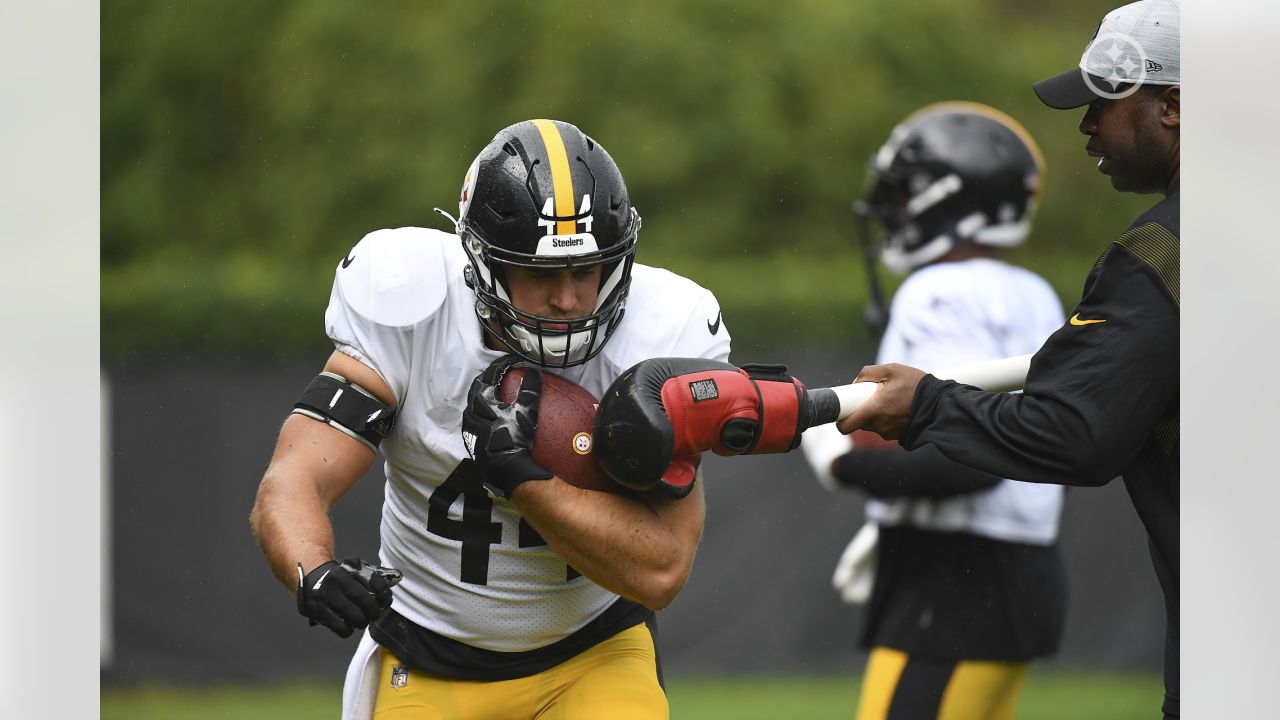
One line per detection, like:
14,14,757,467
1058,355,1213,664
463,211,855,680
839,1,1180,715
801,103,1068,720
250,119,731,720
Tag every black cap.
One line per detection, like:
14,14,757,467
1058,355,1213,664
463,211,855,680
1033,69,1108,110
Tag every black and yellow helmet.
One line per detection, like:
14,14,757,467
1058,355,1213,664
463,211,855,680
452,119,640,368
857,102,1045,275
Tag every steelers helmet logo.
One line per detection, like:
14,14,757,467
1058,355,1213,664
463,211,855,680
572,432,592,455
458,155,480,220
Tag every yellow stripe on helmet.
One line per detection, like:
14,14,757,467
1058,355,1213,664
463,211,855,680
532,119,578,236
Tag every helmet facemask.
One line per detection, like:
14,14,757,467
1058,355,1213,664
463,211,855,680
458,208,639,369
862,167,963,276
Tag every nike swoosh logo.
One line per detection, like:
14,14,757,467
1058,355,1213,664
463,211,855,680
707,311,722,336
341,252,356,268
1070,313,1106,326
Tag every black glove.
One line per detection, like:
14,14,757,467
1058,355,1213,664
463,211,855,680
296,557,399,638
462,355,553,500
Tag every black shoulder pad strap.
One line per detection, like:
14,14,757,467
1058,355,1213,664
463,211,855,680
292,372,396,451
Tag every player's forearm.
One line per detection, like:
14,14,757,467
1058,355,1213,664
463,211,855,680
252,415,377,591
512,479,703,611
250,466,340,593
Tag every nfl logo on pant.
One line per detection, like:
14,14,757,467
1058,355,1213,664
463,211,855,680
390,664,409,690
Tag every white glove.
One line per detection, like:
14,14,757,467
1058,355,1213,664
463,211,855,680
832,522,879,605
799,422,855,491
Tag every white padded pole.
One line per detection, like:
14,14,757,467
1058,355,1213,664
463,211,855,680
832,353,1033,421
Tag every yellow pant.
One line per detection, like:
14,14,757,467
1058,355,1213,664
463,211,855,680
373,623,668,720
856,647,1030,720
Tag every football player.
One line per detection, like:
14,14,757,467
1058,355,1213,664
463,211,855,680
250,119,731,720
800,103,1069,720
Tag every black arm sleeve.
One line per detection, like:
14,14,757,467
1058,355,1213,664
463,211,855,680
901,234,1179,488
831,445,1002,499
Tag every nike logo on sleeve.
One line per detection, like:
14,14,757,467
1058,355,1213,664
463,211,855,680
342,252,357,268
707,311,722,335
1069,313,1106,326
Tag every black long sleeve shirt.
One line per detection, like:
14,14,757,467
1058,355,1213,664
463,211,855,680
831,443,1001,499
902,190,1180,716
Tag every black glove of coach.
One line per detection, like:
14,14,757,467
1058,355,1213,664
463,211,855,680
296,557,400,638
462,355,553,501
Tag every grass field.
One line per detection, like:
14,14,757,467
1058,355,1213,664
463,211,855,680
102,671,1163,719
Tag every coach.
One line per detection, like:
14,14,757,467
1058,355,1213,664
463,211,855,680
838,0,1180,716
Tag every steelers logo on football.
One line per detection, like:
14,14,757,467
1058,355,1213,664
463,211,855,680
572,432,593,456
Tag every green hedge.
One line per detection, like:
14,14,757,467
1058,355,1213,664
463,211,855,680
103,0,1151,359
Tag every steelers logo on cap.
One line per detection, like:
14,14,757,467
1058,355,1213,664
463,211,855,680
1082,32,1151,101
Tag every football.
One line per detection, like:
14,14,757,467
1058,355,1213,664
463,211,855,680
498,368,625,495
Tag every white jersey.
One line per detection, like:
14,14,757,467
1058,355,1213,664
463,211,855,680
870,257,1065,544
324,226,730,652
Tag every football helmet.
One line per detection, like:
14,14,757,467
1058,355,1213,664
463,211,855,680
447,119,640,368
856,101,1045,276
